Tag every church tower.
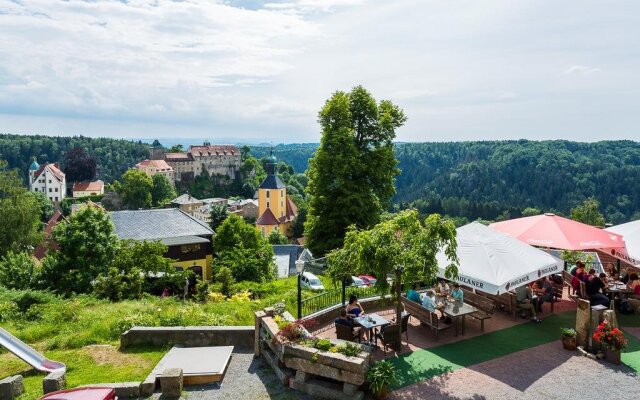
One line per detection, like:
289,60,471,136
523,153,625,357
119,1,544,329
256,150,297,237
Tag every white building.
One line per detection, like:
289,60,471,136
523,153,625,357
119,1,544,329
28,160,66,203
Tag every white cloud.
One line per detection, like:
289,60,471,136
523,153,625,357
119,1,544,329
564,65,601,75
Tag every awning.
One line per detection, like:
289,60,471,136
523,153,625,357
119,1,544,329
605,220,640,266
436,222,564,294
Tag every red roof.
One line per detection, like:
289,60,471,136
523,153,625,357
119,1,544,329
136,159,173,171
73,180,104,192
256,208,279,226
34,210,65,260
165,152,193,161
278,196,298,224
34,163,65,182
189,145,238,157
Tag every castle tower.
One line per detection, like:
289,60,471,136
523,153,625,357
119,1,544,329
28,158,40,186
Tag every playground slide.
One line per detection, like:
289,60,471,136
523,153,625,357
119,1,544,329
0,327,65,373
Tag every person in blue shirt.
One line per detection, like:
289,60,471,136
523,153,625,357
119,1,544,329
407,283,421,303
346,294,364,317
421,289,437,312
335,309,364,341
451,283,464,302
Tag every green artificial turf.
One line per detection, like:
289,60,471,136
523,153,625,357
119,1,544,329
389,311,576,389
617,312,640,327
621,330,640,373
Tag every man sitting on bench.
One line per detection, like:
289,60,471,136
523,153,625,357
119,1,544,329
534,277,554,312
516,284,542,323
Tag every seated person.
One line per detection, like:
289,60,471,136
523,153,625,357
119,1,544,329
621,268,633,284
407,283,421,303
335,309,364,341
346,294,365,317
570,260,584,276
586,272,609,307
515,284,541,322
571,263,586,292
534,277,554,312
450,283,464,302
436,279,450,296
627,273,640,300
421,289,438,312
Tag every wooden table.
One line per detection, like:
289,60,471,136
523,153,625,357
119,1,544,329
353,313,390,345
436,296,477,336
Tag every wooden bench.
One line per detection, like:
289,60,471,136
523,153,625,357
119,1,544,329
549,282,564,312
400,296,450,340
461,289,494,331
479,292,518,319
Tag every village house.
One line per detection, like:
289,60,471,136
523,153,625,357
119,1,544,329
135,159,175,185
229,198,259,220
110,208,214,280
256,153,298,237
72,180,105,198
28,160,66,203
170,194,203,214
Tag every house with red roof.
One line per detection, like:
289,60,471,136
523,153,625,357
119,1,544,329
72,180,105,198
135,159,175,185
28,160,66,203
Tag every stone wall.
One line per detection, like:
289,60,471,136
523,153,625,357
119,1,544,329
120,326,254,349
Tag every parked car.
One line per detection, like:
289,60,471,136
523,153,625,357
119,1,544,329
300,272,325,291
40,388,116,400
358,275,377,286
351,276,366,287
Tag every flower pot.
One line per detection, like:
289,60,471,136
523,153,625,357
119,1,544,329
561,335,577,350
377,385,388,400
604,347,621,364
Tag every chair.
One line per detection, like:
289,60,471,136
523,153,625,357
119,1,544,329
400,312,411,342
379,324,401,353
336,323,358,342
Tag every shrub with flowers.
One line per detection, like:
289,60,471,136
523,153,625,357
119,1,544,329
276,318,318,342
593,319,627,351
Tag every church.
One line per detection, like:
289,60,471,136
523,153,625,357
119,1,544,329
256,152,298,237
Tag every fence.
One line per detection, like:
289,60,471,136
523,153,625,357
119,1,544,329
299,284,388,318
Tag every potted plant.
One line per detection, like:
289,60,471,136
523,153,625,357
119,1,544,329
560,327,577,350
592,319,627,364
367,360,397,399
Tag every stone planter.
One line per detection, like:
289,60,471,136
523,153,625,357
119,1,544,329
561,336,577,351
604,348,621,365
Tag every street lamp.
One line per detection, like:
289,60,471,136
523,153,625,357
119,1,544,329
296,260,305,319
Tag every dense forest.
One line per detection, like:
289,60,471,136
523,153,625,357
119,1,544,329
255,140,640,224
0,134,149,183
3,135,640,224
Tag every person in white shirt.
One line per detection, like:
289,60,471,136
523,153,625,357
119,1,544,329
421,289,437,312
436,279,450,296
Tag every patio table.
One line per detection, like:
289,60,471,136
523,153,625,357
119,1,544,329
435,296,477,336
607,282,633,300
353,313,390,346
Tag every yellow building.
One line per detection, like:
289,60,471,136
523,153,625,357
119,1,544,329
256,153,298,237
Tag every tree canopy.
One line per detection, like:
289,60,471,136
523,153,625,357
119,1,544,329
570,197,606,227
213,214,275,282
151,174,176,207
327,209,458,323
209,203,229,231
305,86,406,256
115,169,153,209
63,147,97,183
0,160,42,256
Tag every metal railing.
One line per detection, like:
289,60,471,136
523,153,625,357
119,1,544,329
299,284,388,318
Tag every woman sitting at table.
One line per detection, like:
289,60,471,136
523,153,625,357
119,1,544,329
346,294,365,317
436,279,450,296
450,283,464,302
627,273,640,300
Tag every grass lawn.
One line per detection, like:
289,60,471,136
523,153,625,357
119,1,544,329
0,345,167,400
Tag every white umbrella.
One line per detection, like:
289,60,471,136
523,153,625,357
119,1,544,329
605,220,640,267
436,222,564,294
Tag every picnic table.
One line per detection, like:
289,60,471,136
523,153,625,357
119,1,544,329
435,296,477,336
353,313,390,346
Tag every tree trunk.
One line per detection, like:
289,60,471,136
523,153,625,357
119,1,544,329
395,268,403,326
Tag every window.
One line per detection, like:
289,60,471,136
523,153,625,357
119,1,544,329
34,188,38,192
49,180,51,184
281,190,284,197
180,244,200,253
54,197,58,201
49,188,52,193
261,227,266,236
266,201,270,208
55,188,58,192
266,190,270,198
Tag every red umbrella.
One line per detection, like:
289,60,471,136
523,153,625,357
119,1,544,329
489,213,625,251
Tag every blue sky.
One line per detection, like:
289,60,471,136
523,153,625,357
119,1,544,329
0,0,639,143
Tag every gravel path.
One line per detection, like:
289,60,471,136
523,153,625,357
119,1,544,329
389,340,639,400
152,348,313,400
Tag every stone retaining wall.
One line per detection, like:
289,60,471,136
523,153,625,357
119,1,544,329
120,326,254,349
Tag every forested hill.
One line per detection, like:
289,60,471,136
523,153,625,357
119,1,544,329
2,135,639,224
0,133,149,183
256,140,640,224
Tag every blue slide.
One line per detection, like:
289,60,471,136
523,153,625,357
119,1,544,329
0,327,65,373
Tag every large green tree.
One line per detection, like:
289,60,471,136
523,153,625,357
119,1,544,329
0,161,42,256
213,214,275,282
151,174,176,207
327,209,458,325
116,169,153,209
571,197,606,227
209,203,229,231
305,86,406,256
30,191,54,222
40,206,118,294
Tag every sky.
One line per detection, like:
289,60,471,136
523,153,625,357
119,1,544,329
1,0,639,143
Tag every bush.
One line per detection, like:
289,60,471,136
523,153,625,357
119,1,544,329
194,280,210,303
215,266,234,297
207,292,225,303
8,290,56,313
0,251,39,290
